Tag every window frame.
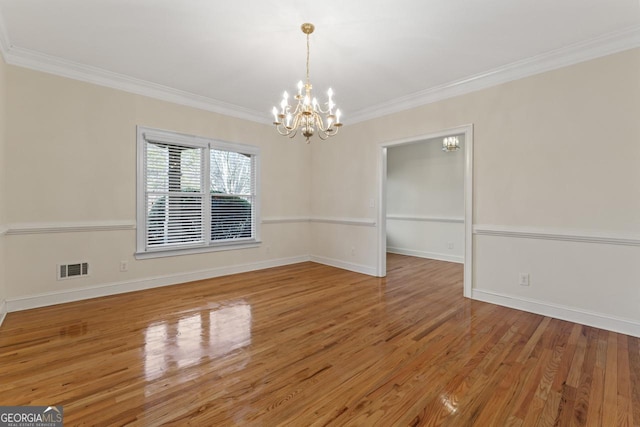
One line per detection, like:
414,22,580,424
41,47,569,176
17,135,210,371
136,126,261,259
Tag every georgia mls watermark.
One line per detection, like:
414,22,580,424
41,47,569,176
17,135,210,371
0,406,63,427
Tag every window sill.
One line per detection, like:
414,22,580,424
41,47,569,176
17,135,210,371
135,240,262,260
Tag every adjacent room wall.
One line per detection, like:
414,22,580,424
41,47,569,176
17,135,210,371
386,137,465,263
3,65,312,309
310,48,640,336
0,54,7,324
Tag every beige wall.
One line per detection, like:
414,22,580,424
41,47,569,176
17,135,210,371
3,66,311,303
0,54,6,318
314,48,640,231
311,48,640,332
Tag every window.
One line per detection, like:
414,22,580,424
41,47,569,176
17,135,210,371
136,127,260,258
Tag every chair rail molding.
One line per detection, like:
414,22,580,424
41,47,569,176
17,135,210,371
387,215,464,224
5,220,137,235
261,217,310,224
473,224,640,246
310,217,377,227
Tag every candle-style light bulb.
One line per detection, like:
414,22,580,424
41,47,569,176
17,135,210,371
336,109,342,124
280,99,287,114
272,106,279,122
286,113,292,128
328,89,335,113
297,81,304,96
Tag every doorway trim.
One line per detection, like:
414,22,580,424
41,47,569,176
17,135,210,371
377,124,474,298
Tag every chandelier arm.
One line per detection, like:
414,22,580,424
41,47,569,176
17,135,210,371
314,113,327,133
316,128,329,140
290,100,305,117
324,120,339,136
316,115,332,141
325,127,339,137
275,124,294,136
290,111,303,131
315,104,331,114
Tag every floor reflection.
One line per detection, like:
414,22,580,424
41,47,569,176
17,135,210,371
59,321,88,338
440,393,459,415
144,301,252,380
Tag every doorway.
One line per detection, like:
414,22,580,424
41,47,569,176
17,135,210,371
377,125,473,297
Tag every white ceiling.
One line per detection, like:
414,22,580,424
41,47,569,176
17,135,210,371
0,0,639,123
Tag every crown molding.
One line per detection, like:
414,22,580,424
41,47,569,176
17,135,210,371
349,25,640,123
0,34,268,124
0,8,10,57
0,14,638,125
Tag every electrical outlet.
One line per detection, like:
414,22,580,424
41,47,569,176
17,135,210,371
519,273,530,286
447,242,454,250
120,261,128,272
351,246,356,256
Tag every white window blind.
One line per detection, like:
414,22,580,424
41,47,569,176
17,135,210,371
145,143,204,248
137,127,260,257
210,149,256,242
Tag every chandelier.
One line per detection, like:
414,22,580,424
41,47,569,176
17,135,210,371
272,23,342,143
442,136,460,152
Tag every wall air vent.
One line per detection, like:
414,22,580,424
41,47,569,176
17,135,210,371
58,262,89,280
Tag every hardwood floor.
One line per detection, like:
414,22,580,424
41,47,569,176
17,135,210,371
1,254,638,426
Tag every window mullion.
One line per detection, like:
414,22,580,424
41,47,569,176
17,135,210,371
203,145,212,245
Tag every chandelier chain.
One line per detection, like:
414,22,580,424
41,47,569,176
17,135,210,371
306,32,310,86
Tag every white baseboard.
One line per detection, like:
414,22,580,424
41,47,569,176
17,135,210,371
387,247,463,264
0,300,7,327
6,255,311,312
310,255,377,276
472,289,640,338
